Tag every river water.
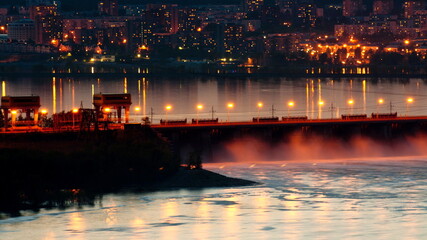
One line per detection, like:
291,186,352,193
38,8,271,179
1,76,426,122
1,159,427,239
2,76,427,239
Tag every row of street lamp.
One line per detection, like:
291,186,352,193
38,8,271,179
10,97,415,124
160,97,415,116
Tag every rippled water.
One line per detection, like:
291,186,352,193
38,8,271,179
2,159,427,239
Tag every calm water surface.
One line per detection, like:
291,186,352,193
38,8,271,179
1,159,427,239
2,76,427,122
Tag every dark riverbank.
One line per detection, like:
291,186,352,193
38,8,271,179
1,72,427,79
0,128,256,217
0,61,426,79
1,71,427,79
146,166,257,190
0,128,176,214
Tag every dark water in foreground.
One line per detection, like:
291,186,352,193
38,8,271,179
1,158,427,239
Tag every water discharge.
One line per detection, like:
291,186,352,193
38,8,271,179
220,133,427,162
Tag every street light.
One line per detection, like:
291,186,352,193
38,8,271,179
318,100,324,119
347,99,354,114
72,108,78,130
287,101,294,117
406,97,413,116
377,98,384,114
196,104,203,124
165,105,172,123
134,106,141,112
227,103,234,122
257,102,263,120
11,110,17,127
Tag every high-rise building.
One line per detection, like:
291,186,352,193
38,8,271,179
178,8,199,33
296,3,317,28
373,0,393,15
216,23,244,56
30,5,62,45
404,1,425,19
99,0,118,16
244,0,264,13
342,0,363,17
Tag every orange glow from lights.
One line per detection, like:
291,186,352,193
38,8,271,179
104,108,111,113
40,109,48,114
288,101,294,107
227,103,234,109
257,102,263,108
348,99,354,105
72,108,79,113
135,106,141,111
11,110,17,115
407,98,414,103
378,98,384,104
165,105,172,111
197,104,203,110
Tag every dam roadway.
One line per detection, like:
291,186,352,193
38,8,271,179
151,116,427,130
149,116,427,161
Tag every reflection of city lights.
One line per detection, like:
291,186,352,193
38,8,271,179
11,110,17,115
407,98,414,103
165,105,172,111
288,101,294,107
197,104,203,110
135,106,141,111
257,102,263,108
348,99,354,105
378,98,384,104
227,103,234,109
318,101,324,106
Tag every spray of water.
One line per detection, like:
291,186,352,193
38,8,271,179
213,133,427,163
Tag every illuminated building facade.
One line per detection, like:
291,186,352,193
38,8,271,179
7,19,35,42
296,3,317,28
178,8,199,33
404,1,425,19
30,5,62,45
244,0,264,13
216,23,244,56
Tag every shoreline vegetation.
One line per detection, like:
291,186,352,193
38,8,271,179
0,128,256,218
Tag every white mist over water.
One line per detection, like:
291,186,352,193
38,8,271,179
219,133,427,163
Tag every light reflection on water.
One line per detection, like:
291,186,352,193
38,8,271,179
1,159,427,239
1,77,427,123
